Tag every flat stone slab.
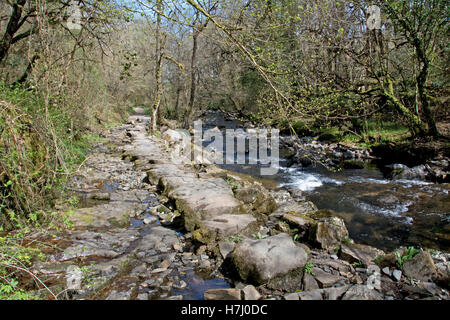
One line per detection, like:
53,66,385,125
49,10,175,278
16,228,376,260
147,164,242,231
341,284,384,300
312,267,344,288
340,243,384,267
204,288,242,300
135,226,181,254
201,214,257,238
61,229,139,261
69,200,146,228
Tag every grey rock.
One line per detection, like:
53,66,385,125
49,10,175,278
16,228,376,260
166,295,183,300
303,273,320,291
135,226,180,255
65,265,82,290
204,289,242,300
298,290,323,300
323,285,351,300
136,293,149,300
382,267,391,276
62,229,139,260
218,241,235,259
242,285,262,300
198,214,258,244
402,251,437,282
385,164,428,180
143,216,157,224
310,217,348,249
106,290,132,300
284,293,299,300
340,243,384,267
393,269,402,281
90,193,111,201
341,285,383,300
313,268,344,288
232,233,308,288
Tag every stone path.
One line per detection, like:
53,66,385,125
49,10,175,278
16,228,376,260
32,116,237,300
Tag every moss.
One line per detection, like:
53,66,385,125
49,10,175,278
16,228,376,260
192,228,218,248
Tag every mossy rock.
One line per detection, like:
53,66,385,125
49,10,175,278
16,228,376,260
307,209,335,220
192,228,217,247
343,160,366,169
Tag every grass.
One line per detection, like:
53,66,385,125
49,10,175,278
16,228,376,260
313,120,411,148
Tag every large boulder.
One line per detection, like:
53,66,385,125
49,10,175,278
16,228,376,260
402,251,438,282
310,217,349,249
232,233,308,290
384,164,429,180
162,129,190,145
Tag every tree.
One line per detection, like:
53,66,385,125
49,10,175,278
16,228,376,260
378,0,447,137
183,1,216,128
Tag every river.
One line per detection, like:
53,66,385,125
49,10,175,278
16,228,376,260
199,111,450,252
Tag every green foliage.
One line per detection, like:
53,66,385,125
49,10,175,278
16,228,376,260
0,83,96,230
374,255,385,264
252,231,268,240
225,235,243,243
225,177,239,191
304,261,316,275
342,236,352,245
396,246,421,269
0,234,48,300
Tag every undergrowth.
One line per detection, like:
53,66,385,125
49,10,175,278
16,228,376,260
0,82,95,230
0,82,103,299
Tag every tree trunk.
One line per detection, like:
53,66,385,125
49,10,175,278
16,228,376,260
151,0,163,132
0,0,27,64
174,82,182,117
184,30,199,129
151,50,164,132
382,78,427,136
416,56,439,137
13,54,39,85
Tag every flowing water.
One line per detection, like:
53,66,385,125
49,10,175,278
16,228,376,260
281,165,449,252
221,151,450,253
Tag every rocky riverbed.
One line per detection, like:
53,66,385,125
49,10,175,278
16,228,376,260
28,114,450,300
